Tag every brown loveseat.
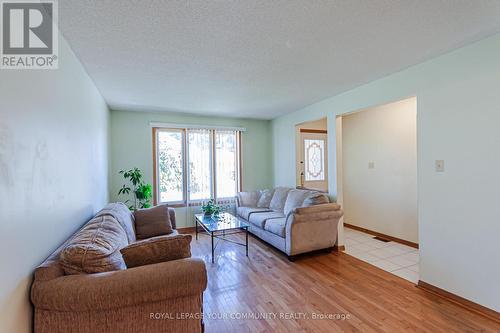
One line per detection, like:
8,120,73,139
31,203,207,333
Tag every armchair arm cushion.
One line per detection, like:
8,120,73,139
31,258,207,312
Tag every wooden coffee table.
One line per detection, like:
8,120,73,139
194,212,249,263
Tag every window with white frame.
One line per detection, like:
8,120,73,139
153,126,242,205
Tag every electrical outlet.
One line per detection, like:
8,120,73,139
435,160,445,172
368,161,375,169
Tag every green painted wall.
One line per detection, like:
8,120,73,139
110,110,272,227
271,33,500,312
0,38,109,332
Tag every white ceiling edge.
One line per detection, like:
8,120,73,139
109,102,271,121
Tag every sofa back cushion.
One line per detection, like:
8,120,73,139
283,189,311,215
120,234,192,268
302,192,330,207
95,202,136,243
238,191,260,207
269,187,292,212
134,204,173,239
60,215,128,275
257,189,274,208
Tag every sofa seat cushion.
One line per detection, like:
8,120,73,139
248,212,285,228
60,215,128,275
236,206,271,220
96,202,136,243
264,218,286,238
120,234,192,268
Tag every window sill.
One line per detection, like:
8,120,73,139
159,199,236,208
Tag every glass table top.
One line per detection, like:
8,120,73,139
195,212,249,232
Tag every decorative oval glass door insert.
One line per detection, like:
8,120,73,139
304,139,325,181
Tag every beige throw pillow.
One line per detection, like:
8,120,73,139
284,190,311,215
120,234,192,268
302,192,330,206
269,187,292,212
257,189,274,208
238,191,260,207
134,205,173,239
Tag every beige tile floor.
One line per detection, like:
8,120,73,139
343,227,419,283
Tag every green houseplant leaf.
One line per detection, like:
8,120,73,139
118,168,152,211
201,199,224,216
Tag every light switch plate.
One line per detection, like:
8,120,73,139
435,160,445,172
368,161,375,169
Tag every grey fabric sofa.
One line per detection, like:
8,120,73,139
236,187,344,260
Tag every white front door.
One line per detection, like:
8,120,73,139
299,132,328,191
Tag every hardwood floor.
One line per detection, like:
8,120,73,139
189,231,500,333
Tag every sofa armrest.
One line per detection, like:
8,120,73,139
285,204,343,256
292,203,341,216
289,209,344,225
31,258,207,312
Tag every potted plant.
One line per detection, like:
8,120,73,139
118,168,152,211
201,199,224,217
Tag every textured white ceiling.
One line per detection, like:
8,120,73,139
59,1,500,119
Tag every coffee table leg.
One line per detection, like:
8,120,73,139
211,231,214,263
246,227,249,257
195,220,198,240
